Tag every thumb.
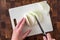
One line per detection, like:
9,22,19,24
22,30,31,39
43,36,47,40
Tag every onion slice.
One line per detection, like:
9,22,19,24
24,10,43,26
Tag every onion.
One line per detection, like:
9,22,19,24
24,10,43,26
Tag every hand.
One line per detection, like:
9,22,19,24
11,18,31,40
43,33,55,40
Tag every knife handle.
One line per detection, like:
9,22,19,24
43,34,48,40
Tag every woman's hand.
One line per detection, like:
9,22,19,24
11,18,31,40
43,33,55,40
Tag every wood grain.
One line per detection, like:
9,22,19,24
0,0,60,40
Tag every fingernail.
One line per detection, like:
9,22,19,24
43,36,46,39
23,17,26,20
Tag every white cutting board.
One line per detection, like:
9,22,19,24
9,1,53,37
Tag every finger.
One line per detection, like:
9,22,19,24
52,39,56,40
43,36,47,40
18,18,26,31
16,18,25,28
47,33,52,40
23,30,31,39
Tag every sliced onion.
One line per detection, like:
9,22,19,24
24,15,30,26
30,10,43,22
24,10,43,26
39,1,50,13
26,13,36,26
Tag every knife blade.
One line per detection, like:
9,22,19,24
34,15,47,39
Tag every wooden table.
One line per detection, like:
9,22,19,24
0,0,60,40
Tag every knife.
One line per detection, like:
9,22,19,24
34,15,47,39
